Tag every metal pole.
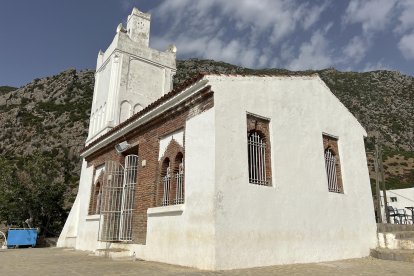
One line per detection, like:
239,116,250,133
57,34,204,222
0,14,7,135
379,144,390,223
374,145,383,223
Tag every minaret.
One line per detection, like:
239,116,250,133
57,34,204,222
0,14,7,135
87,7,177,144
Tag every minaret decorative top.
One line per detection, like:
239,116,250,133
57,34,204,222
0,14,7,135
126,8,151,46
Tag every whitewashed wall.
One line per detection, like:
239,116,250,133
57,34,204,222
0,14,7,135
57,159,99,250
144,108,216,269
210,75,377,270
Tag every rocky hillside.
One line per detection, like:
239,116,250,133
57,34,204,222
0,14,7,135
0,69,94,206
0,60,413,210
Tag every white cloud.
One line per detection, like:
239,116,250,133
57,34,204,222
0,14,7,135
395,0,414,34
302,2,331,30
150,0,330,68
120,0,133,11
343,36,369,64
398,33,414,59
287,30,333,70
343,0,397,33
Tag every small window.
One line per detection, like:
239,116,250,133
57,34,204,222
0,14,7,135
94,182,102,214
161,158,171,206
323,134,343,193
247,114,272,186
89,169,104,215
390,197,397,202
159,153,185,206
174,153,184,204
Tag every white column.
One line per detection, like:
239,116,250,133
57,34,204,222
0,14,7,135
106,53,122,127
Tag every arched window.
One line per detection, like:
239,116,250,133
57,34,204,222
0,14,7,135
160,158,171,206
246,114,272,186
94,182,102,214
174,153,184,204
89,170,104,215
323,134,343,193
247,131,268,185
119,101,132,123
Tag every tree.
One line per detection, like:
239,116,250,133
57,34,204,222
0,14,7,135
0,154,67,236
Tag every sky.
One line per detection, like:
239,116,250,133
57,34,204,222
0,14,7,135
1,0,413,87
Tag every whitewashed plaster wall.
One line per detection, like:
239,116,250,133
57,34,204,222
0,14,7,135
209,76,377,270
144,108,216,270
124,59,168,108
57,159,99,250
72,160,101,251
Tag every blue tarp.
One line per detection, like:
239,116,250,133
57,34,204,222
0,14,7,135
7,228,37,247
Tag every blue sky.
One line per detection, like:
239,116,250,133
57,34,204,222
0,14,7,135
1,0,413,87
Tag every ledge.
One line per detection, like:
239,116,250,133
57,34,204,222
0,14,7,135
147,204,184,217
85,214,101,221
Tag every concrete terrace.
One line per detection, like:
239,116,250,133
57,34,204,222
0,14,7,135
0,247,413,276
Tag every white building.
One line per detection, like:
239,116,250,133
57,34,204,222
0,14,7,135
58,8,377,270
380,188,414,224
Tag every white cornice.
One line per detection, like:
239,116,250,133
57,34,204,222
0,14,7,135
96,48,176,73
81,78,209,158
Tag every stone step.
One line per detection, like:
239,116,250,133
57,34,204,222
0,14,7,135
399,238,414,250
377,223,414,233
371,248,414,263
394,231,414,240
95,248,132,259
377,232,414,250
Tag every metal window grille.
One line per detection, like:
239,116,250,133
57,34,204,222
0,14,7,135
119,155,138,241
324,149,341,193
162,166,171,206
248,131,268,185
95,186,102,214
99,155,138,242
174,161,184,204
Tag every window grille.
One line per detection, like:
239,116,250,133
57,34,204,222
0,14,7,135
119,155,138,241
324,149,341,193
95,183,102,214
248,131,268,185
99,155,138,242
174,161,184,204
162,166,171,206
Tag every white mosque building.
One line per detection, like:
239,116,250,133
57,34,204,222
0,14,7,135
57,7,377,270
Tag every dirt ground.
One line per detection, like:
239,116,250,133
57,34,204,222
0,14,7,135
0,247,413,276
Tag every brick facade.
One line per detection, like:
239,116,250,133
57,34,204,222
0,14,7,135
246,114,272,186
85,86,213,244
322,134,343,193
